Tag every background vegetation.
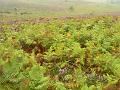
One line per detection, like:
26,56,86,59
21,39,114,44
0,0,120,20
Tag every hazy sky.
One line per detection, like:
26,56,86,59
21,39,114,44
0,0,118,4
18,0,107,3
84,0,107,3
0,0,109,3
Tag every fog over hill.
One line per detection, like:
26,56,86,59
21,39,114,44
0,0,119,6
0,0,120,17
0,0,86,9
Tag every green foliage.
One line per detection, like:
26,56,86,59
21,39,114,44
0,16,120,90
55,82,67,90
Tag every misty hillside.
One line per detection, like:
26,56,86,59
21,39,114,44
0,0,91,13
0,0,120,18
0,0,119,9
0,0,85,10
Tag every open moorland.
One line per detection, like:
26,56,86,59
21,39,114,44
0,0,120,90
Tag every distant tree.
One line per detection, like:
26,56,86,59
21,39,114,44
65,0,68,2
69,6,74,12
14,8,17,11
14,8,18,14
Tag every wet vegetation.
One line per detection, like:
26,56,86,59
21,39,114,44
0,16,120,90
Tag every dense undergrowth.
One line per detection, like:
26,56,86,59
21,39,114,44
0,16,120,90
